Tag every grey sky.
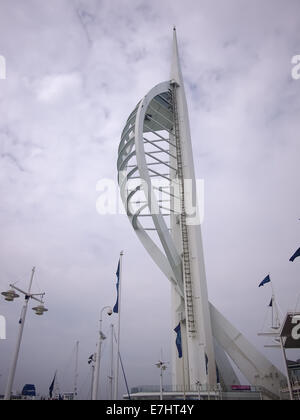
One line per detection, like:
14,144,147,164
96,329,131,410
0,0,299,399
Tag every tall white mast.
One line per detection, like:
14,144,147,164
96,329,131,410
74,340,79,400
170,27,217,389
109,323,114,399
114,251,123,400
92,306,112,400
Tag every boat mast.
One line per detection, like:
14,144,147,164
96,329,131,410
74,340,79,400
109,323,114,400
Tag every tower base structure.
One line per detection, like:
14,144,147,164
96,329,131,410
123,387,276,401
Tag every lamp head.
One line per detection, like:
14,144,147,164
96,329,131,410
1,289,19,302
32,304,48,316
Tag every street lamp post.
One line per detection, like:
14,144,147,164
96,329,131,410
196,380,201,400
1,267,48,400
88,353,96,400
92,306,112,400
155,361,167,401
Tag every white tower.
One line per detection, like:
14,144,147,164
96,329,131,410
117,29,286,398
169,28,217,389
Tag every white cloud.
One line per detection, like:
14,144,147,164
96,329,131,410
35,72,82,103
0,0,299,398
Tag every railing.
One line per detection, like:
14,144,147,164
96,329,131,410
280,380,300,400
130,384,222,394
128,385,272,400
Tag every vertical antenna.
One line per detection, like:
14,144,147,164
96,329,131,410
90,355,95,400
114,251,124,400
74,341,79,400
109,324,114,400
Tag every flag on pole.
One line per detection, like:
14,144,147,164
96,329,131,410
114,252,123,400
289,247,300,262
269,298,273,307
49,372,56,399
174,323,182,358
259,275,271,287
113,260,120,313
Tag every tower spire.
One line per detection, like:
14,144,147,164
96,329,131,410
171,27,184,86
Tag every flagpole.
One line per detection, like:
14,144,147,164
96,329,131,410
90,359,95,400
270,279,281,328
294,293,300,313
74,341,79,400
109,323,114,400
92,306,112,400
114,251,123,400
279,336,294,400
180,321,186,400
269,277,274,329
271,296,274,328
268,275,279,328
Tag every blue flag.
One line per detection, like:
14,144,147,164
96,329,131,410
259,275,271,287
49,372,56,399
113,260,120,313
174,323,182,358
289,248,300,262
205,353,208,375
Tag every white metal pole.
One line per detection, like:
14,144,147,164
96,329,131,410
270,281,275,328
109,323,114,400
294,293,300,313
90,362,95,400
196,381,201,400
279,337,293,400
160,367,163,401
181,359,186,400
92,308,107,400
92,321,102,400
270,280,281,328
74,341,79,400
180,322,186,400
4,267,35,400
271,296,274,328
114,251,123,400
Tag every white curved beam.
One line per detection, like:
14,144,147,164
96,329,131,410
210,303,285,398
118,81,184,293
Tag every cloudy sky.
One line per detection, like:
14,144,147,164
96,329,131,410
0,0,299,399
